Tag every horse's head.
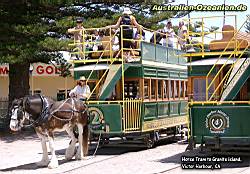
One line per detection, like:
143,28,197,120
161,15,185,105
9,98,29,132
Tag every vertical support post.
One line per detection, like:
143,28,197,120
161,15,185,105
82,29,85,60
65,76,68,99
31,73,34,95
109,27,112,61
201,17,204,58
121,25,125,132
206,76,208,101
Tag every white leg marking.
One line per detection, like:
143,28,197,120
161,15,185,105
75,124,84,160
65,127,77,160
36,137,50,166
47,135,59,169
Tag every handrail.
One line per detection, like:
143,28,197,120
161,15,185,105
189,100,250,106
206,15,250,101
183,15,237,57
87,49,121,100
208,40,248,100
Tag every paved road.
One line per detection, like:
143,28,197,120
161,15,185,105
1,131,250,174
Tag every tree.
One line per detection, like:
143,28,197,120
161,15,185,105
0,1,180,113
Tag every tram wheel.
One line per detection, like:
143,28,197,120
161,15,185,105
144,134,156,149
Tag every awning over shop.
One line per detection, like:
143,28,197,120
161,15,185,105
186,58,237,66
71,64,109,71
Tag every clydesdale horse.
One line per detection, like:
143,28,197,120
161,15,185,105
9,94,89,169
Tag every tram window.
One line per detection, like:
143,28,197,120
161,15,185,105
185,81,188,98
174,81,179,99
151,79,156,99
163,80,168,100
125,81,139,99
169,80,173,99
158,80,163,100
180,81,184,98
144,79,149,99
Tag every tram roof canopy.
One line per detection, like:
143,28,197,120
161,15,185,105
186,58,237,66
71,64,109,71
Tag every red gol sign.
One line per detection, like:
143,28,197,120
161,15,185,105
0,63,61,76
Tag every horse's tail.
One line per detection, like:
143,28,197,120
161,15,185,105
82,124,89,156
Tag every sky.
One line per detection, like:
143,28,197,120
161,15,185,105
169,0,250,30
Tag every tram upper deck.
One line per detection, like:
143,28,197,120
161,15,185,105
68,24,187,65
68,15,250,66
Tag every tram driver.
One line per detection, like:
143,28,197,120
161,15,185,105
69,76,90,101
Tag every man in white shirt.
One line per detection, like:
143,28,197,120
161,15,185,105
163,21,175,48
69,76,90,101
178,21,188,50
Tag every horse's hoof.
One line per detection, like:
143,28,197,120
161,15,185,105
75,154,85,160
48,161,59,169
36,160,49,167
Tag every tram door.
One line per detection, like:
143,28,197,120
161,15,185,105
123,81,142,131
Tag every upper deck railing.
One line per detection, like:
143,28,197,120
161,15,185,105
182,15,249,58
68,24,186,64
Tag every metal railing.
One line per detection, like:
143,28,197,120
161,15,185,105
183,15,238,57
206,15,250,101
87,99,142,132
68,24,186,63
123,98,142,132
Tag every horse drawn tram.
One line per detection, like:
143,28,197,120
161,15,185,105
68,24,188,147
184,15,250,151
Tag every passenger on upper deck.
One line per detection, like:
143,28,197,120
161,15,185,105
107,7,142,56
68,18,85,58
177,21,188,50
163,21,175,48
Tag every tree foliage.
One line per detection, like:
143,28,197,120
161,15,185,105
0,0,189,104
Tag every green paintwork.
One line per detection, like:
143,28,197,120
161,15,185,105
89,104,122,133
99,64,129,100
188,66,217,76
142,100,188,121
74,70,98,80
124,64,143,78
88,100,188,135
190,104,250,143
141,42,186,65
143,66,187,79
143,102,158,120
224,64,250,101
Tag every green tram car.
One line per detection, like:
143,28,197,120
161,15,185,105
185,15,250,151
69,25,188,147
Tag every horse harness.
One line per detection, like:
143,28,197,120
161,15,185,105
24,95,88,127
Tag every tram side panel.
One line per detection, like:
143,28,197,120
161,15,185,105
142,100,188,132
190,104,250,145
88,103,123,135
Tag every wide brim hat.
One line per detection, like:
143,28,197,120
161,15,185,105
123,7,132,15
78,76,86,81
